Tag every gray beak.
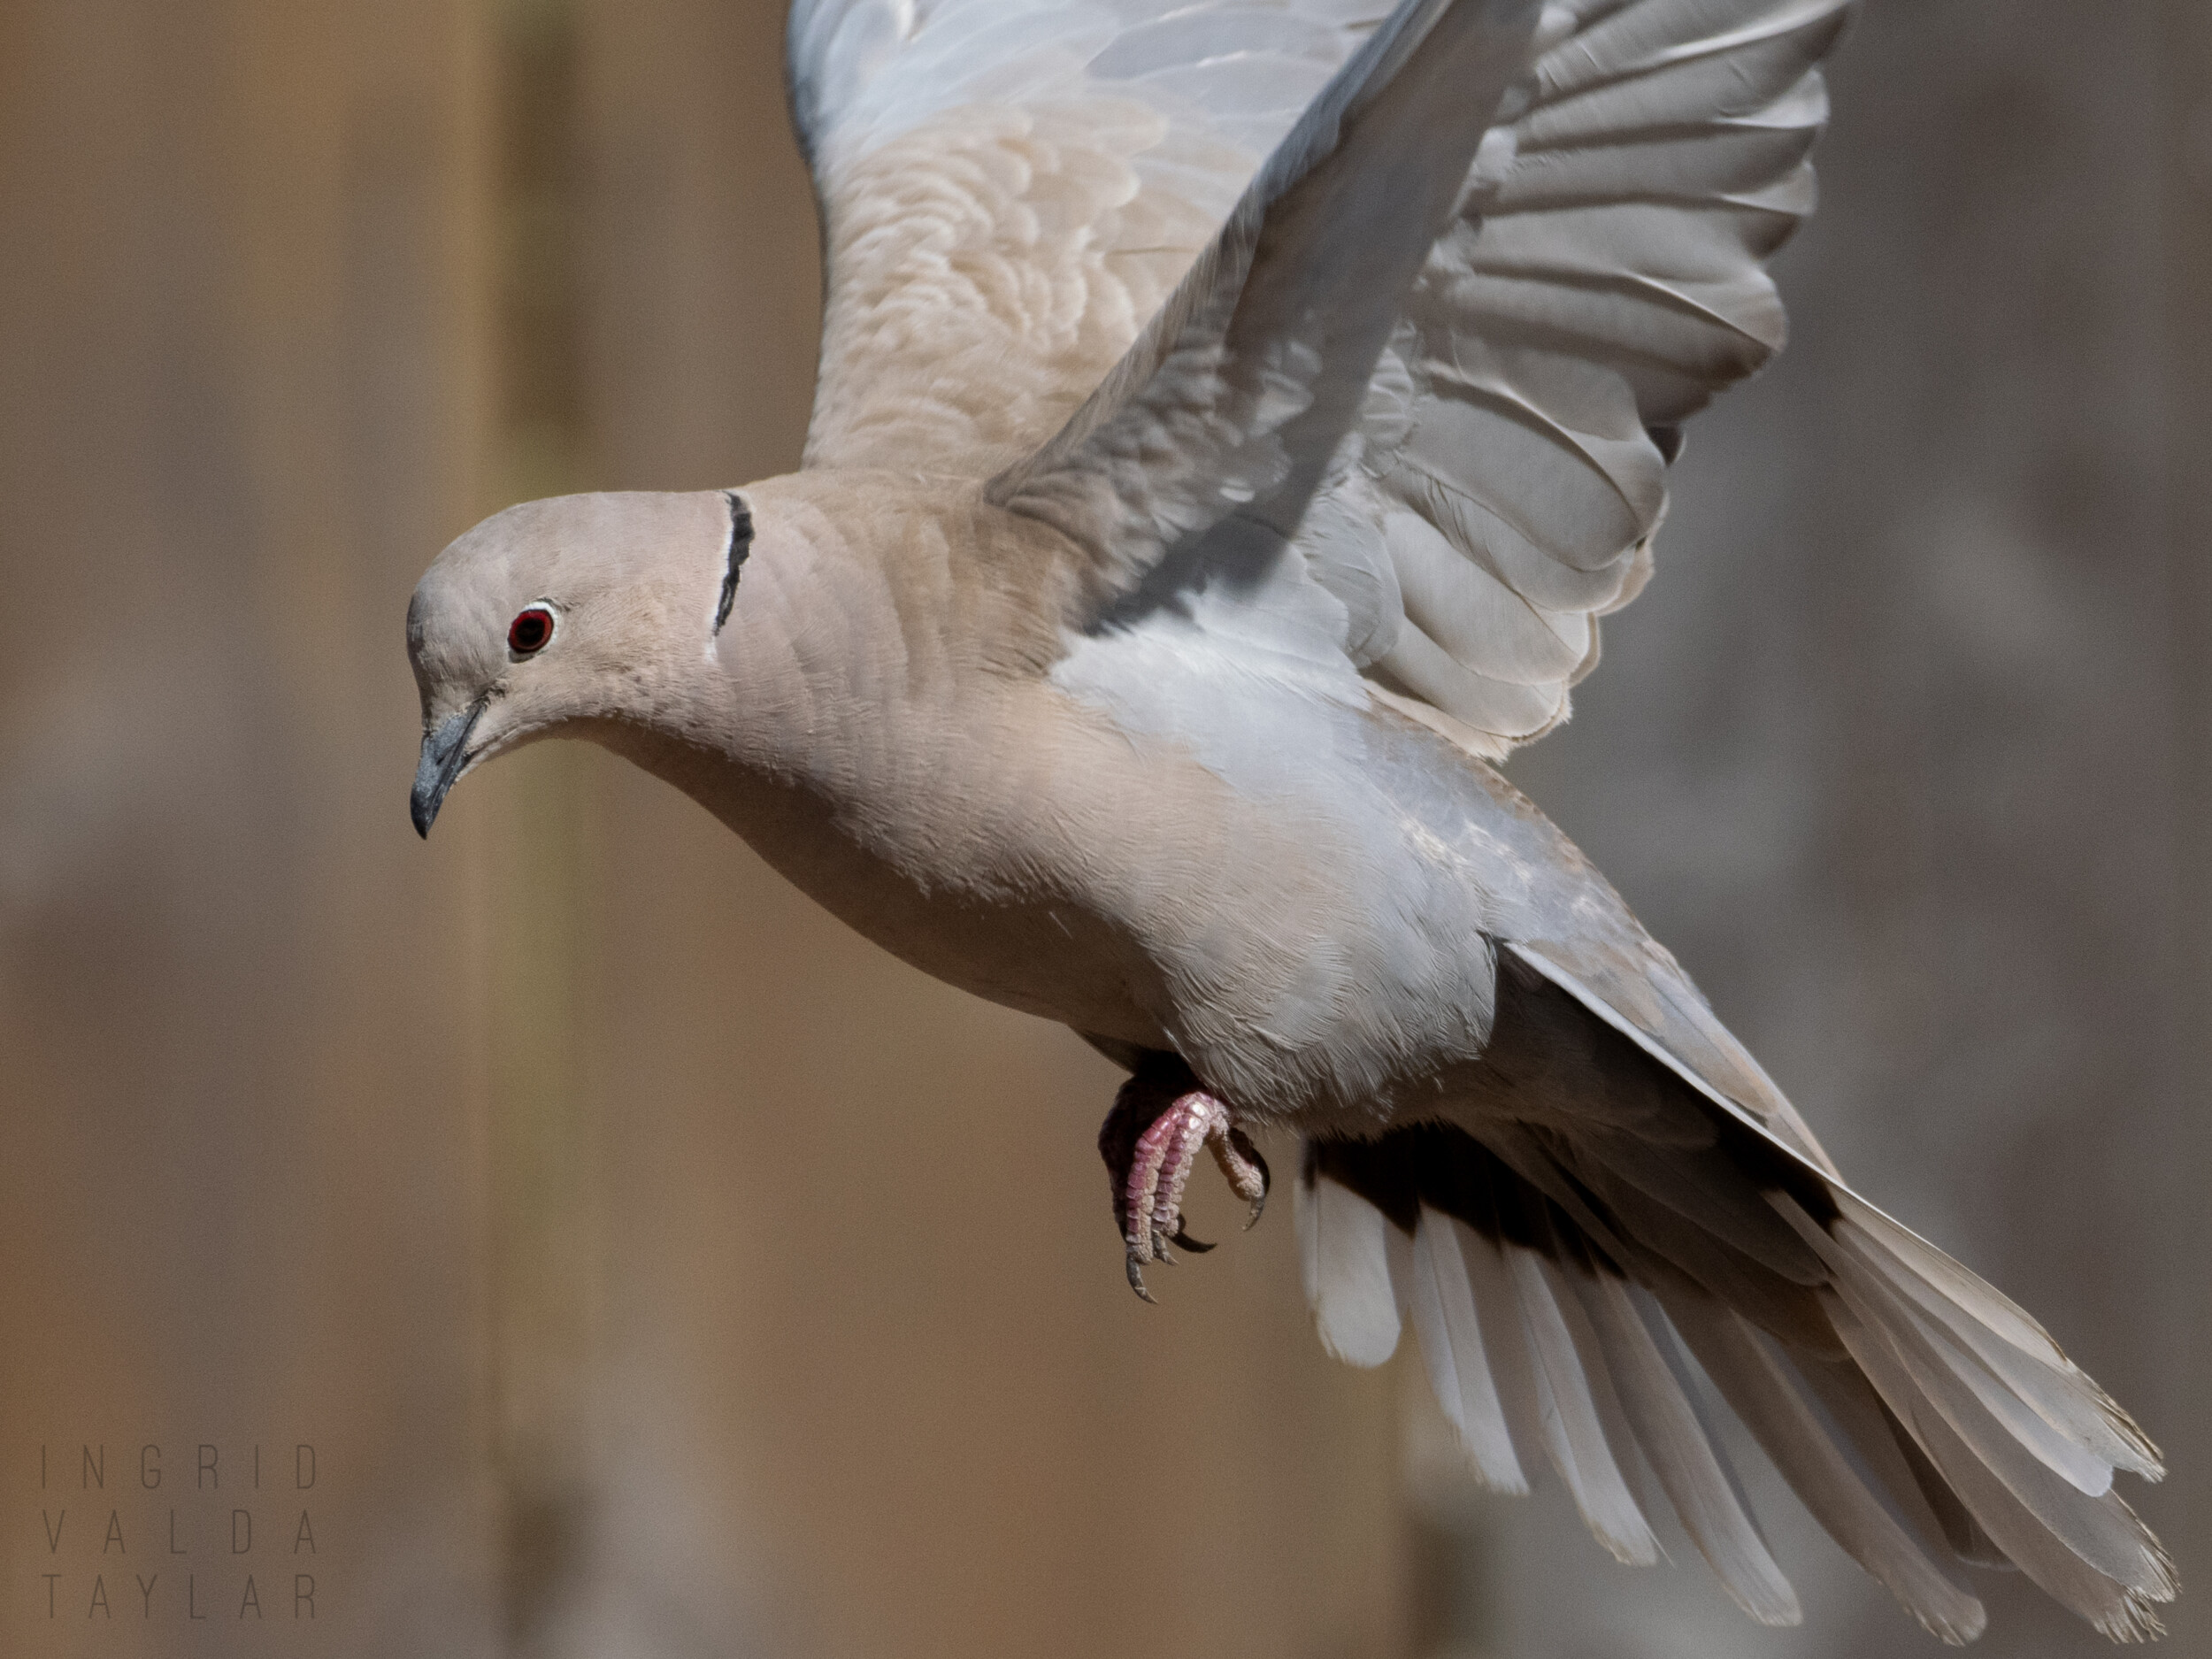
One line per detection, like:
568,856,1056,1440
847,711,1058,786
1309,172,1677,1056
411,699,486,838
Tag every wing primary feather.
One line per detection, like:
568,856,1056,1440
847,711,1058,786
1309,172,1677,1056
799,0,1855,762
1827,1209,2162,1479
1825,1294,2175,1641
1779,1202,2131,1502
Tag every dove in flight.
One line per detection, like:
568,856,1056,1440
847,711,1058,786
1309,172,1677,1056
404,0,2175,1639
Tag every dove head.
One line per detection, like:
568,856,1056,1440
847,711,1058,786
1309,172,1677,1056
406,488,749,836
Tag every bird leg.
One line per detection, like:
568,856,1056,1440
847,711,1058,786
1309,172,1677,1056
1097,1056,1269,1302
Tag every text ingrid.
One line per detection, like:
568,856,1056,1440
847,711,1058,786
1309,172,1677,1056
32,1442,320,1624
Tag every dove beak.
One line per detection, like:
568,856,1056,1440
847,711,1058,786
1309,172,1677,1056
411,697,487,838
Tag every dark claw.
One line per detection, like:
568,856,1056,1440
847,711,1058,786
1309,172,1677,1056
1150,1229,1176,1265
1170,1224,1216,1253
1233,1128,1271,1227
1125,1248,1156,1303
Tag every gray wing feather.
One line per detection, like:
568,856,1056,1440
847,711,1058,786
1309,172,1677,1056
1653,1276,1990,1642
993,0,1851,751
991,0,1548,580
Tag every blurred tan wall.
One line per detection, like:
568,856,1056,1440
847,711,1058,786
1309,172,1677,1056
0,3,504,1655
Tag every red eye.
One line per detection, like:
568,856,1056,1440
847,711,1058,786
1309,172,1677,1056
508,605,555,656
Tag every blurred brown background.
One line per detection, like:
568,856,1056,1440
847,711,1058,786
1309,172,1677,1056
0,2,2205,1657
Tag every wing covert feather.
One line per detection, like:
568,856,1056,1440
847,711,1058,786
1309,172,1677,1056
791,0,1382,474
792,0,1849,734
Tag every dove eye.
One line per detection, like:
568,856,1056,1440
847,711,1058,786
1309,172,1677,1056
507,605,556,657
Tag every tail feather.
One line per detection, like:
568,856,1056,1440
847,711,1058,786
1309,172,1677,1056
1294,1115,2173,1642
1809,1216,2118,1502
1782,1198,2170,1599
1451,1217,1560,1501
1574,1151,1841,1354
1406,1208,1527,1491
1296,1166,1402,1367
1575,1267,1801,1624
1577,1126,1825,1284
1507,1233,1662,1564
1821,1252,2175,1603
1827,1291,2174,1641
1651,1265,1990,1641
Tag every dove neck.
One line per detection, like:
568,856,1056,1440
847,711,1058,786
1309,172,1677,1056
574,473,1164,1036
585,472,1021,860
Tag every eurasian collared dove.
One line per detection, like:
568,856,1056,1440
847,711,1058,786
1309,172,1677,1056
404,0,2174,1639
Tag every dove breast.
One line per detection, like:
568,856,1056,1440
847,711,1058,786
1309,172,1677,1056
603,472,1552,1120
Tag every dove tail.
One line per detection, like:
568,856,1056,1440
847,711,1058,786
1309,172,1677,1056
1294,1110,2171,1642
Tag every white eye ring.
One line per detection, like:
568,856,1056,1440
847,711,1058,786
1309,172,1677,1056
507,602,559,657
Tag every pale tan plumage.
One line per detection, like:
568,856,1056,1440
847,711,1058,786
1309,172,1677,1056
404,0,2175,1640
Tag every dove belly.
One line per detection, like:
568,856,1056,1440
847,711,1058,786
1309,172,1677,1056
590,708,1181,1047
600,665,1513,1116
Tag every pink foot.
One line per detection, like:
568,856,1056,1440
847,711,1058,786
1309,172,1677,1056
1098,1061,1269,1301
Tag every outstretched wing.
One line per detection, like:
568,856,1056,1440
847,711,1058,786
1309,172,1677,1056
1361,0,1850,746
989,0,1851,753
789,0,1388,475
